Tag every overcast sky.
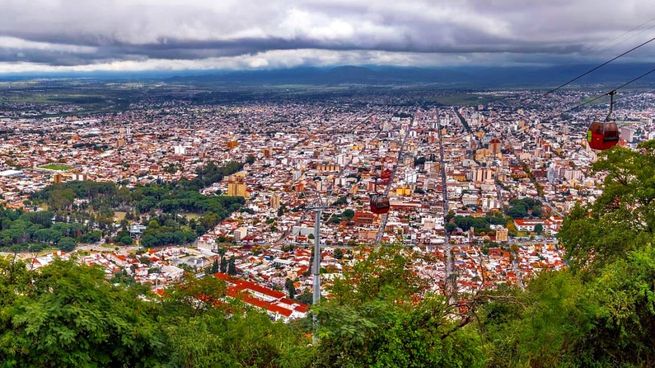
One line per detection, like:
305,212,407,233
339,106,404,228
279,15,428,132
2,0,655,73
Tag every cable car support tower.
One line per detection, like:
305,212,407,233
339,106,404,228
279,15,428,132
437,114,456,298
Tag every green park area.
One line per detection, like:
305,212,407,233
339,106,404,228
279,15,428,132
39,163,72,171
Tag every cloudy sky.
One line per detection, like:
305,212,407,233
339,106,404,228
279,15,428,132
2,0,655,73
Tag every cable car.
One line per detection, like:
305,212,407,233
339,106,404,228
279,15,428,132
369,178,390,215
587,91,620,151
370,194,390,214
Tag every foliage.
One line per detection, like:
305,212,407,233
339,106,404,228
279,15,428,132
560,144,655,273
505,198,542,219
447,212,507,234
0,259,166,367
285,278,296,299
28,160,246,250
483,142,655,367
0,258,312,367
0,208,90,250
316,245,485,368
342,209,355,219
227,256,237,275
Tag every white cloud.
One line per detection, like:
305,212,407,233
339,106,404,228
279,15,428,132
0,0,655,71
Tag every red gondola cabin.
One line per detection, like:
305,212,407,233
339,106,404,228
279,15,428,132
587,120,619,151
369,194,390,215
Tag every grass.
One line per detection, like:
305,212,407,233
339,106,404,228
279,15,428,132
40,163,71,171
182,212,202,220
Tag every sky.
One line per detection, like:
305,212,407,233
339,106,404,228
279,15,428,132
2,0,655,73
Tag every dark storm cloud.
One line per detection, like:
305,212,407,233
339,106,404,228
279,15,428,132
0,0,654,71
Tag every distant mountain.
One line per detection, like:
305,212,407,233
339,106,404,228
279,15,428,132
166,63,655,88
4,63,655,88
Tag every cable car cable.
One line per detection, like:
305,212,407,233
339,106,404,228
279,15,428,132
564,64,655,113
546,36,655,95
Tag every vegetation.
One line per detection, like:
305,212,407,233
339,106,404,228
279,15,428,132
504,197,543,219
482,143,655,367
0,207,92,251
0,258,311,367
39,163,72,171
316,246,485,367
25,160,246,250
0,144,654,367
445,211,506,234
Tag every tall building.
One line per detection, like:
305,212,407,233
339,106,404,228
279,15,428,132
489,137,501,155
620,126,634,143
226,175,248,197
116,127,126,148
496,228,509,242
474,168,495,183
270,193,281,210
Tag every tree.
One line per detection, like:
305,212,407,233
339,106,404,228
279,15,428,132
560,143,655,273
483,143,655,367
220,257,228,273
115,230,133,245
333,248,344,260
341,209,355,220
210,259,219,274
533,223,543,234
227,256,237,276
315,245,484,367
0,259,166,367
57,236,76,252
285,278,296,299
296,290,313,305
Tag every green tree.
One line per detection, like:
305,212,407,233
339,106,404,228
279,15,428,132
341,209,355,219
0,259,166,367
285,278,296,299
484,143,655,367
220,257,228,273
57,236,76,252
210,259,219,274
533,223,543,234
227,256,237,276
316,245,484,368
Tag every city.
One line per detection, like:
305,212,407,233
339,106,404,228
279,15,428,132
0,85,653,319
1,0,655,366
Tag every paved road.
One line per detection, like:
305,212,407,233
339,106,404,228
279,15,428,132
375,115,415,244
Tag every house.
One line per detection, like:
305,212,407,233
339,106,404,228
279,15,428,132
514,218,544,232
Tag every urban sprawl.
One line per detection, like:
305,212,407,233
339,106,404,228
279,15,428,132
1,88,653,321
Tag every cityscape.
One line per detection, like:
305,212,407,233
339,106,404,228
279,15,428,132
1,0,655,366
0,84,653,320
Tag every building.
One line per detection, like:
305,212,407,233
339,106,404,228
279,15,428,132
474,168,495,183
489,137,501,155
496,227,508,242
215,273,308,322
270,193,281,209
227,174,248,197
514,219,544,232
